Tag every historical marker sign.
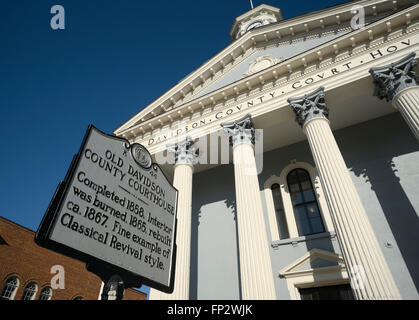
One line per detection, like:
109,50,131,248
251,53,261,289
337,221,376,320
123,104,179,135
35,125,178,293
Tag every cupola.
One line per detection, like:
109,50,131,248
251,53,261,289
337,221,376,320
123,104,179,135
230,4,283,40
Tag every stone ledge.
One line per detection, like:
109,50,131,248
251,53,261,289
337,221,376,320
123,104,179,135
271,231,337,248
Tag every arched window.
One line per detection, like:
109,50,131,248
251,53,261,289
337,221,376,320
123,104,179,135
38,287,52,300
271,183,289,239
246,20,263,32
0,277,19,300
287,169,325,236
73,296,84,300
21,282,37,300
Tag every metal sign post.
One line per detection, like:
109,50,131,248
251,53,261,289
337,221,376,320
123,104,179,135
101,275,124,301
35,125,178,297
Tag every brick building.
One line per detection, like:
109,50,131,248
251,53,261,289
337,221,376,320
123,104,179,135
0,216,147,300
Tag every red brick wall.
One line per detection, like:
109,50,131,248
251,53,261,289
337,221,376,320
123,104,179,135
0,217,146,300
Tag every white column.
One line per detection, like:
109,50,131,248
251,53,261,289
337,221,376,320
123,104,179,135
370,52,419,141
393,87,419,140
222,115,276,300
288,87,401,300
149,137,198,300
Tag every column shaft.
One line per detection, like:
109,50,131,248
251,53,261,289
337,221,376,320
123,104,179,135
150,163,193,300
233,142,276,300
304,118,401,299
150,137,198,300
393,87,419,141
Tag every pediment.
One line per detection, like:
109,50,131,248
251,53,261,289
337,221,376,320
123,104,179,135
279,249,345,278
114,0,418,139
193,27,354,100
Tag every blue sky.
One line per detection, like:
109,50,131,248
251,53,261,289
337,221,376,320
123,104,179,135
0,0,348,297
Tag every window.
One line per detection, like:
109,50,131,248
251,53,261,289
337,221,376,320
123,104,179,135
267,162,334,241
271,184,289,239
287,169,325,236
39,287,52,300
246,20,263,32
21,282,37,300
299,284,355,300
1,277,19,300
73,296,84,300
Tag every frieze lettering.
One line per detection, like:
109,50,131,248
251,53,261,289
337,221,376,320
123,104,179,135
146,38,412,146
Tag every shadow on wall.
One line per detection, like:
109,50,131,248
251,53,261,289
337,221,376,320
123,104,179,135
224,198,242,300
190,196,200,300
189,165,240,300
0,235,8,245
338,113,419,292
305,234,341,290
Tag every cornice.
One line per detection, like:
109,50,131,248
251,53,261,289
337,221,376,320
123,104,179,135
180,23,352,105
115,0,418,137
141,40,419,162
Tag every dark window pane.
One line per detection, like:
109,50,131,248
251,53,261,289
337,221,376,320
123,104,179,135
301,190,315,202
271,184,280,190
310,217,325,234
289,183,300,193
287,169,325,236
287,170,298,183
294,206,310,235
39,287,52,300
300,284,355,300
271,184,289,239
1,277,19,300
296,169,310,180
21,282,37,301
300,180,312,191
291,192,304,205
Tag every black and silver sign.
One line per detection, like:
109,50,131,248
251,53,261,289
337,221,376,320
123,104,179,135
35,125,178,293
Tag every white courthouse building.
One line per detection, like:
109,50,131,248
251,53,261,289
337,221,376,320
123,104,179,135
115,0,419,300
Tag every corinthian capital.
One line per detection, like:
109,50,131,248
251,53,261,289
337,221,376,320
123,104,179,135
370,52,419,101
221,114,255,148
167,137,199,165
288,87,329,127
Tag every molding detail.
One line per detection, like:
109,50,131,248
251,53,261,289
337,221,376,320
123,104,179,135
272,231,337,248
166,137,199,165
279,248,345,277
288,87,329,127
221,114,255,148
370,52,419,101
278,249,349,300
244,55,284,77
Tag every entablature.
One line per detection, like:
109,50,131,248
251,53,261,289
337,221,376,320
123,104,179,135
117,3,419,153
115,0,418,137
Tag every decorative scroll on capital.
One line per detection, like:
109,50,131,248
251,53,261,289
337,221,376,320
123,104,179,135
167,137,199,166
370,52,419,101
288,87,329,127
221,114,255,148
